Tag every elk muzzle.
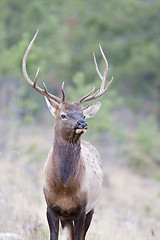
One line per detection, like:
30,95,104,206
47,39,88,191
75,119,88,134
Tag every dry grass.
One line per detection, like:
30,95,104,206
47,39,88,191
0,125,160,240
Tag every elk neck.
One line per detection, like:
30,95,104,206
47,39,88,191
51,124,82,186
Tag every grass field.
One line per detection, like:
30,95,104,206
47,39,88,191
0,124,160,240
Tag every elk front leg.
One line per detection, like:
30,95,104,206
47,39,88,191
47,206,59,240
81,208,94,240
74,206,86,240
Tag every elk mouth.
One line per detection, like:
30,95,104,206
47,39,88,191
74,126,88,135
74,119,88,135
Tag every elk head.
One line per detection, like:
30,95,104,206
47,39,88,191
22,30,113,141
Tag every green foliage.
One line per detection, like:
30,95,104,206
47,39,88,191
123,115,160,176
136,116,159,155
0,0,160,176
0,0,160,113
0,0,160,103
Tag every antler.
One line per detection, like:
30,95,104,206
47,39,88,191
79,44,113,104
22,30,65,104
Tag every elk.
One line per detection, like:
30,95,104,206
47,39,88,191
22,30,113,240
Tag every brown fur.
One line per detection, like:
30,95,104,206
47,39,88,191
42,102,103,239
43,133,87,210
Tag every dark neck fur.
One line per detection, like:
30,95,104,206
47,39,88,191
52,130,81,185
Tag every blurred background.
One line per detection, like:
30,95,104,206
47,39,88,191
0,0,160,239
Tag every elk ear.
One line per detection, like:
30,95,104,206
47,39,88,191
83,102,101,119
45,97,58,116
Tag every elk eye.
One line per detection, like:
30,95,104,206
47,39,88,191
61,113,67,119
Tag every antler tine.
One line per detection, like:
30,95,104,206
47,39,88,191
43,82,49,93
33,67,40,87
93,52,103,81
78,45,113,104
79,86,95,103
99,44,108,82
22,29,61,104
61,82,66,102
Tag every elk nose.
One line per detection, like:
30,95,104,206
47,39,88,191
77,119,88,129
